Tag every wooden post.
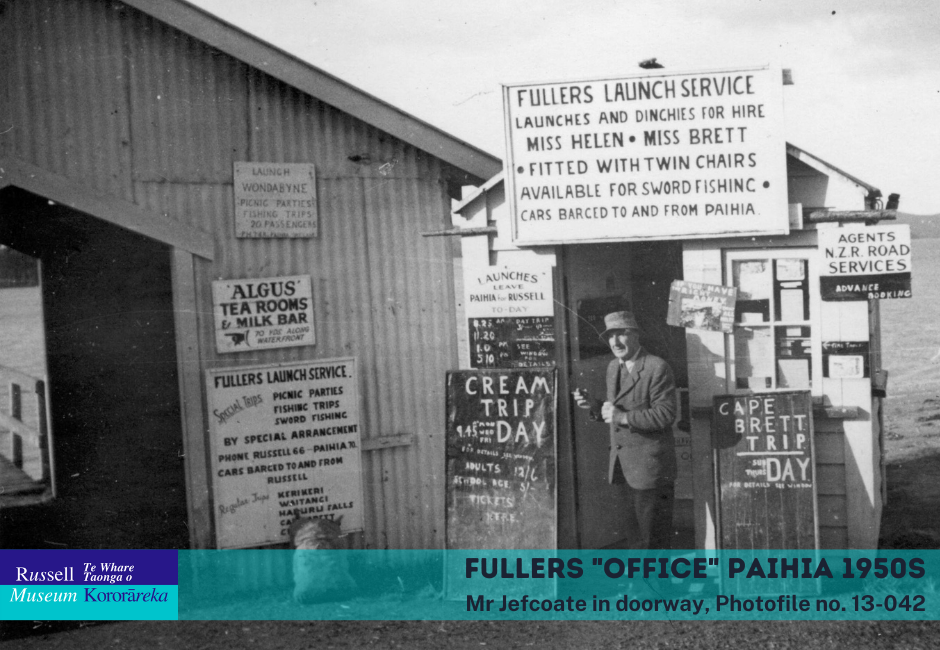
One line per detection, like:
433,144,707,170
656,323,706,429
9,381,22,468
172,248,211,549
36,380,51,485
869,296,887,510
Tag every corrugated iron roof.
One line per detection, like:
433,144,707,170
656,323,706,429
120,0,502,184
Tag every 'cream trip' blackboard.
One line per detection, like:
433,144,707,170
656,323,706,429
445,369,556,550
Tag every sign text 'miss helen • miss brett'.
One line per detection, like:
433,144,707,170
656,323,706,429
503,67,787,243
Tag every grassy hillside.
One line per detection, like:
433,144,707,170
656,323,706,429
895,212,940,239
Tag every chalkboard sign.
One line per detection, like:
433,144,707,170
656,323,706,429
468,317,555,368
445,369,556,550
714,391,817,550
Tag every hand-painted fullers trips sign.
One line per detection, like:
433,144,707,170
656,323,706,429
206,358,363,549
502,66,787,244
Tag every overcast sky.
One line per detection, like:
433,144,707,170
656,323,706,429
192,0,940,215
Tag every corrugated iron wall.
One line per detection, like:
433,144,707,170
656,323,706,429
1,0,458,550
0,0,134,199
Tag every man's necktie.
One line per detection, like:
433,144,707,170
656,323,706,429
618,362,628,394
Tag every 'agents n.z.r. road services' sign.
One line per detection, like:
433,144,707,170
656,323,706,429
502,66,787,245
206,358,363,549
818,224,912,301
213,276,315,353
234,162,318,238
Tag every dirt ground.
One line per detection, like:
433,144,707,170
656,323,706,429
5,364,940,646
1,619,939,649
5,243,940,647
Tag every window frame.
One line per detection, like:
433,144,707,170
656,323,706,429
723,247,823,397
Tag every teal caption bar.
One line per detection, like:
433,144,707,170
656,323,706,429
178,550,940,621
4,585,178,620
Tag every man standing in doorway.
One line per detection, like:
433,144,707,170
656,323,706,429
574,310,677,549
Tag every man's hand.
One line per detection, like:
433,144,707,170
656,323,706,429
574,389,605,423
573,388,592,409
601,401,616,423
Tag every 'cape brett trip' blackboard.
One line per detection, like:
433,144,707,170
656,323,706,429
445,369,557,550
713,391,817,550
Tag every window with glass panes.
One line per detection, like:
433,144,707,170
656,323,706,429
725,249,822,395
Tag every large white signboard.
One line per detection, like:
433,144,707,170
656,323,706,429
234,162,318,238
212,275,315,354
503,66,788,244
207,358,363,549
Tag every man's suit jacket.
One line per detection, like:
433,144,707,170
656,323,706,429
605,349,678,490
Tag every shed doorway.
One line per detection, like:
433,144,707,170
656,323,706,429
0,188,188,549
560,240,689,549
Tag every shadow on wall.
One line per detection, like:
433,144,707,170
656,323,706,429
0,188,188,549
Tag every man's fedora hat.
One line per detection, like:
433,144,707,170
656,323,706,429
599,310,641,341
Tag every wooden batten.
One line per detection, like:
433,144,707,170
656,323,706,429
805,208,898,224
171,248,212,549
420,226,498,237
0,158,215,260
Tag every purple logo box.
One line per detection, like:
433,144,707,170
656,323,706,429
2,549,178,585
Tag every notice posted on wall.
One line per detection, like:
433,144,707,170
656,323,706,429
464,266,555,368
212,275,315,354
822,341,870,379
818,224,911,300
206,358,363,549
502,65,787,244
666,279,737,333
234,162,318,238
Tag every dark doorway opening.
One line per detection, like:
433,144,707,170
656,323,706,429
559,240,690,549
0,187,188,548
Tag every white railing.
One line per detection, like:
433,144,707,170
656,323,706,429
0,364,51,489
